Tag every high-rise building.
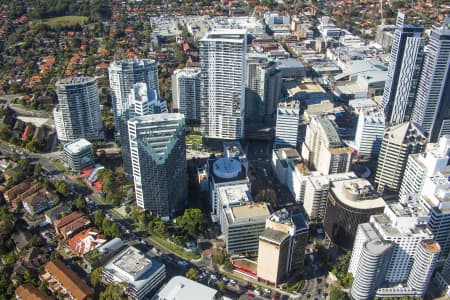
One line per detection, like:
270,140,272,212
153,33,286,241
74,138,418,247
245,54,282,122
381,12,424,125
350,239,393,300
128,113,186,219
302,172,357,222
435,254,450,293
109,59,159,140
323,178,385,249
399,135,450,199
200,29,247,140
349,200,438,298
172,67,201,122
257,209,309,285
301,116,353,175
274,101,300,148
411,17,450,142
354,109,385,159
54,77,103,142
375,122,427,194
120,83,167,177
418,172,450,261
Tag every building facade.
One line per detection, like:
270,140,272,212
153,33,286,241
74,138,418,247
381,12,424,126
128,113,187,218
375,122,427,194
217,183,270,254
257,209,309,285
323,178,385,249
349,200,438,298
120,83,167,177
411,17,450,142
245,54,282,122
354,109,385,159
109,59,159,141
274,101,300,148
54,77,103,142
63,138,94,174
301,116,352,175
200,30,247,140
103,246,166,300
172,67,201,122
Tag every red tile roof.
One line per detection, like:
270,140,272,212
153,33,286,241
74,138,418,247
44,260,94,300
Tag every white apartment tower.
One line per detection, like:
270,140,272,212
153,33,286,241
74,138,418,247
54,77,103,142
172,67,201,122
274,101,300,148
200,29,247,140
399,135,450,199
411,17,450,142
375,122,427,194
354,109,385,159
381,12,424,125
109,59,159,140
349,200,439,299
301,116,352,175
128,113,187,219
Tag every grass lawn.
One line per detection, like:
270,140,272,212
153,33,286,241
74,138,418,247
52,160,68,172
148,232,201,261
40,16,88,28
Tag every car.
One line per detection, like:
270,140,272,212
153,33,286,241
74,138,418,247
246,292,255,298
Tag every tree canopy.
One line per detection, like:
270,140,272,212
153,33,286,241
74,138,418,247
176,208,208,237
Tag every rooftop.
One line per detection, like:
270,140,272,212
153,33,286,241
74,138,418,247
316,117,344,148
420,240,441,254
230,202,270,222
384,122,427,145
260,227,289,244
104,246,164,287
331,178,385,210
64,138,92,154
218,183,252,207
57,76,95,86
130,112,184,123
15,283,54,300
365,239,392,256
153,276,218,300
44,260,94,300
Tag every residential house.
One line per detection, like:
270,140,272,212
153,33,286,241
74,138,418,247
15,283,54,300
42,260,94,300
54,212,91,239
66,228,107,257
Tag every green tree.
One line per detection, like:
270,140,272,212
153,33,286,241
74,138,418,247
99,283,126,300
109,223,120,238
176,208,208,237
185,267,199,281
329,286,349,300
217,280,226,293
93,210,105,227
26,140,39,152
212,248,225,265
73,195,86,212
55,181,70,198
90,267,103,288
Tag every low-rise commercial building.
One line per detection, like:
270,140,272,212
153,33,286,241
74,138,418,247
63,138,94,174
152,276,220,300
218,183,270,254
103,246,166,300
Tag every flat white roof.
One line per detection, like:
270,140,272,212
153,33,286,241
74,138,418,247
64,138,92,154
153,276,217,300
